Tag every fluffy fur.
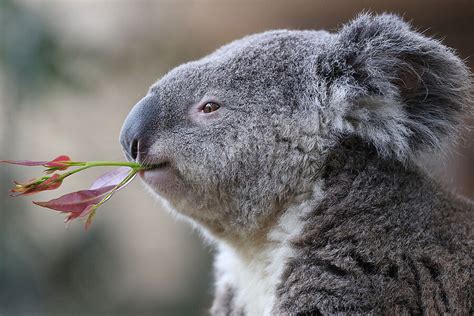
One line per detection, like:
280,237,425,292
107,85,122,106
120,13,473,315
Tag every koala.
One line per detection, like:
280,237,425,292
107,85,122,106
120,13,473,315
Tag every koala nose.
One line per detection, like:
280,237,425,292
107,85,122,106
120,129,148,163
123,137,139,161
120,95,157,163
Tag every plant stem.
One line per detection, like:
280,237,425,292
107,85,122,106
67,161,143,168
59,161,143,180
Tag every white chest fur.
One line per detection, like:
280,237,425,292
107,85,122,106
214,198,314,315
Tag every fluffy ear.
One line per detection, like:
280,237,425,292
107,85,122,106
320,13,472,160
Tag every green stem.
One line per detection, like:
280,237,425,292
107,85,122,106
68,161,143,168
59,161,143,180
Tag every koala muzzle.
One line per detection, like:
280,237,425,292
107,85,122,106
120,95,158,164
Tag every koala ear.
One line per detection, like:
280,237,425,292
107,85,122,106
321,13,472,160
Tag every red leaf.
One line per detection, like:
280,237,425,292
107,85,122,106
33,185,116,212
0,160,48,166
10,174,63,196
44,155,72,170
31,166,136,229
89,167,131,190
62,205,97,230
1,155,72,171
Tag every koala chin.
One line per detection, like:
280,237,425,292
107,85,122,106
120,13,473,315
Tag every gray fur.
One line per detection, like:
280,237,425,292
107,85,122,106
277,137,472,314
120,13,473,315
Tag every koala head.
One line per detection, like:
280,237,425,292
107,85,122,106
120,14,471,240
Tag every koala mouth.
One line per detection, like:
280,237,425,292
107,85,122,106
144,161,170,170
139,160,180,196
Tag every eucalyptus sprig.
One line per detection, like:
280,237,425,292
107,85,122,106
1,156,144,229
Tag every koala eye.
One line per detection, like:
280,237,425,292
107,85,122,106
202,102,220,113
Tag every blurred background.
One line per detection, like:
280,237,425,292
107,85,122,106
0,0,472,315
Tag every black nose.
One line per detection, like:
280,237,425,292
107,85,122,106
121,137,140,162
120,95,156,163
120,130,145,163
130,139,139,161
